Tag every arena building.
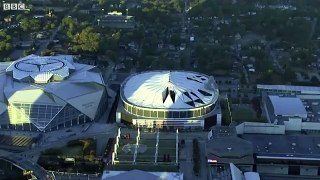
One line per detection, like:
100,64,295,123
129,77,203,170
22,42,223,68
117,71,220,130
0,55,108,131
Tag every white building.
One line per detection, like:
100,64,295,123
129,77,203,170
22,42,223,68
0,55,108,131
260,84,320,131
117,71,220,130
257,84,320,95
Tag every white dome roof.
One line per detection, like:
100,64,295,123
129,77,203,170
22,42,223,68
122,71,219,109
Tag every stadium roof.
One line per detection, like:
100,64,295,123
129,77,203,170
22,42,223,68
268,95,307,117
257,84,320,94
6,54,75,83
0,55,106,130
102,170,183,180
121,71,219,109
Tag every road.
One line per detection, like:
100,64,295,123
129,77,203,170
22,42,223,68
309,17,318,40
242,65,250,84
103,59,115,84
35,28,59,55
179,139,208,180
265,40,284,74
3,123,117,179
0,154,52,180
50,171,101,180
183,0,193,70
19,123,117,161
9,49,24,60
180,139,193,180
0,123,117,180
35,3,80,55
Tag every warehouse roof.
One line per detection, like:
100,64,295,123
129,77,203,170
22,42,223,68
257,84,320,94
268,95,307,117
242,134,320,161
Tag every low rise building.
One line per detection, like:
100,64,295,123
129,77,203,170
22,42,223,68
207,127,254,172
259,84,320,131
242,133,320,176
207,126,320,178
97,11,136,29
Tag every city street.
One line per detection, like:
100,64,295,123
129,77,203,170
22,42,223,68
34,2,80,55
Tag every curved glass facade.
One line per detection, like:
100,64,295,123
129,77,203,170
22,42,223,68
122,100,216,119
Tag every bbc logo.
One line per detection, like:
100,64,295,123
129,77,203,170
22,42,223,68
3,3,30,11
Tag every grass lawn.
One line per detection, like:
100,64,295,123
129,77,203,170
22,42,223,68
136,153,155,162
158,140,176,163
115,136,178,165
117,139,157,162
63,146,83,156
232,107,265,123
159,140,176,148
136,139,156,162
220,99,232,125
117,139,137,156
117,154,133,163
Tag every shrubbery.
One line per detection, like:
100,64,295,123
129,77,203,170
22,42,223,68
42,148,63,155
67,139,83,147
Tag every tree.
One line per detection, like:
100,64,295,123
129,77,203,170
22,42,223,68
98,0,107,5
30,19,40,31
62,17,76,38
240,73,247,84
20,18,29,31
170,33,181,47
23,48,35,57
16,14,24,21
0,31,13,57
283,68,296,82
311,76,319,84
72,27,100,53
50,23,55,29
41,49,55,56
3,57,12,62
20,18,40,32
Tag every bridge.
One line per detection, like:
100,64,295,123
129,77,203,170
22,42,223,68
0,149,53,180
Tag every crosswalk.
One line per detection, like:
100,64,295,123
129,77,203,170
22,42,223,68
0,135,34,147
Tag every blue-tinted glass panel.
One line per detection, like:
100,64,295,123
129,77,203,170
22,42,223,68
173,112,179,118
180,111,187,118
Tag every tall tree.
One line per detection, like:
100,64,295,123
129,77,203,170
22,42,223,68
72,27,100,53
0,31,12,57
20,18,40,31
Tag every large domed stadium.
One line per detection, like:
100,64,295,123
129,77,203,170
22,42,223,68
118,71,220,129
0,55,108,131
